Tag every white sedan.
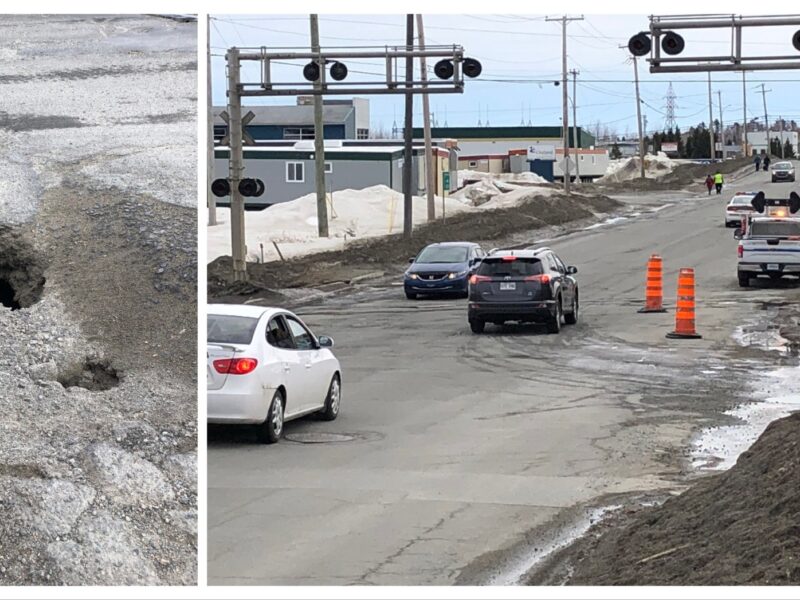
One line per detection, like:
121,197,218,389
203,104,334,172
207,304,341,444
725,192,757,227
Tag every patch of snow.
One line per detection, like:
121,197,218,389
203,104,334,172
596,152,678,183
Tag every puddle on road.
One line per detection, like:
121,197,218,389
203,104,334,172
486,505,622,586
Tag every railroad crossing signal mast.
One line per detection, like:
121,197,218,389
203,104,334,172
627,14,800,73
216,42,481,281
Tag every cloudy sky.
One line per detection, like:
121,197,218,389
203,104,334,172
210,14,800,137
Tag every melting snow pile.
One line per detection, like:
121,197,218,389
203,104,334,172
207,185,474,262
597,152,678,183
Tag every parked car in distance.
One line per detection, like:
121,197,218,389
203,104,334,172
725,192,758,227
467,247,578,334
771,161,796,183
404,242,486,299
207,304,341,444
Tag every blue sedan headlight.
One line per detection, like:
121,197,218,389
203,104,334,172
406,272,419,280
448,270,468,279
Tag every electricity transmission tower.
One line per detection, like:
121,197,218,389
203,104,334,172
664,82,678,130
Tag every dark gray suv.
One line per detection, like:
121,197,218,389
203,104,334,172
467,248,578,334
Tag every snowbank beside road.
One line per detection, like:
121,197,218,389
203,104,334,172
597,152,678,183
207,185,475,263
457,169,549,188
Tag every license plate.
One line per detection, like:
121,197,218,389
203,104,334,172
500,282,516,291
767,263,780,271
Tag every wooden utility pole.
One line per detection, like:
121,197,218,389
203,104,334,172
310,14,329,237
547,15,583,194
759,83,771,155
417,14,435,222
227,48,246,281
742,71,748,156
570,68,580,183
633,55,645,179
403,14,414,239
707,72,715,160
207,15,216,226
717,90,724,160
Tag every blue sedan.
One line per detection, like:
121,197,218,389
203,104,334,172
404,242,486,299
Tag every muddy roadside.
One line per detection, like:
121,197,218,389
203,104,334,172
522,297,800,586
208,191,622,303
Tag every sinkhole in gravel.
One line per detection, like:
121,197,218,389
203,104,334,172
57,357,121,391
0,225,46,310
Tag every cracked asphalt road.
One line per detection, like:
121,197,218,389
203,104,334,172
208,168,796,585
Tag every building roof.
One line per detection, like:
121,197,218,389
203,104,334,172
213,104,353,126
412,125,594,143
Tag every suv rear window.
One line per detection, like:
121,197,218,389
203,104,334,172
208,315,259,344
477,257,543,277
750,221,800,237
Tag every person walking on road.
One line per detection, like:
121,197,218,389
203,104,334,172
763,155,771,171
705,174,714,195
754,154,761,172
714,170,724,194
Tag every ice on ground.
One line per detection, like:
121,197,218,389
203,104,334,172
692,366,800,472
0,15,196,223
596,152,678,183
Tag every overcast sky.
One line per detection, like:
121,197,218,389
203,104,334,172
210,14,800,136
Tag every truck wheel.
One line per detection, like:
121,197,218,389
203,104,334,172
564,293,578,325
738,272,750,288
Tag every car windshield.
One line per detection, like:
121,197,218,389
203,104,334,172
477,257,543,277
208,314,259,344
749,221,800,237
773,162,793,170
415,246,469,264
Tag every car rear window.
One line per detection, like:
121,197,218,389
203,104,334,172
477,257,543,277
731,197,754,205
750,221,800,237
207,314,259,344
416,246,469,263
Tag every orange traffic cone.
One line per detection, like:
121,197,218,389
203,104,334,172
638,254,667,313
666,268,702,339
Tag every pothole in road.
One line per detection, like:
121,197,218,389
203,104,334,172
0,226,46,310
57,357,121,391
285,432,356,444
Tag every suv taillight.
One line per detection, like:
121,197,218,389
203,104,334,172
214,357,259,375
737,244,743,259
524,274,550,283
469,274,491,285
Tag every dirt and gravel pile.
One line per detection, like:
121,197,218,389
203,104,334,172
0,15,196,585
208,191,621,299
594,157,751,193
537,411,799,585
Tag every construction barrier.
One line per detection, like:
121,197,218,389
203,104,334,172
638,254,667,313
666,268,702,339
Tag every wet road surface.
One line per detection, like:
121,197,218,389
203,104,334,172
208,168,798,585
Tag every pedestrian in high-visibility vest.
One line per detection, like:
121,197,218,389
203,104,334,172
714,171,724,195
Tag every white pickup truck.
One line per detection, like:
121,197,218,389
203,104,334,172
736,216,800,287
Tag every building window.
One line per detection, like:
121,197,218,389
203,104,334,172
468,161,478,168
284,127,315,140
286,162,304,182
324,162,333,174
357,128,369,140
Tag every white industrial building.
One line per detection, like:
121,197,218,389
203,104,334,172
747,130,799,156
